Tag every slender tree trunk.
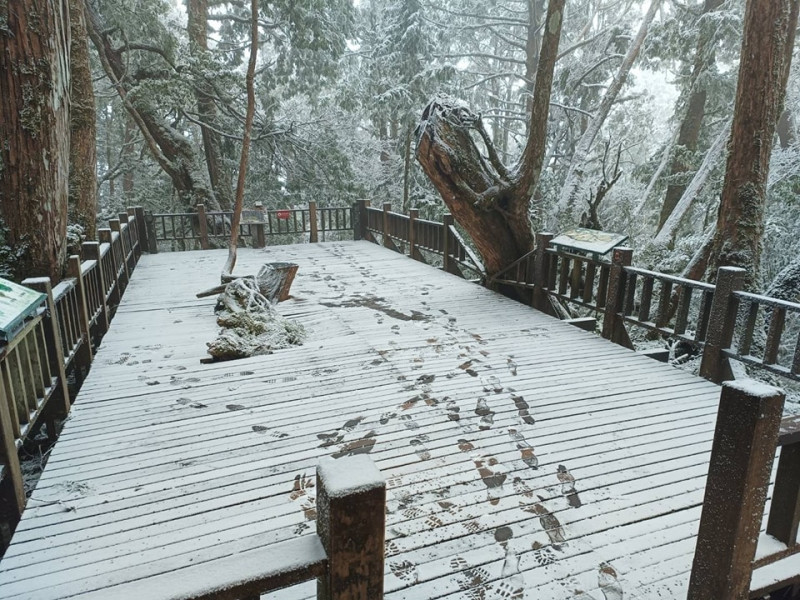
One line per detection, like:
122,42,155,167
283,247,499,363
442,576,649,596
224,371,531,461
777,109,797,148
0,0,71,281
402,122,413,212
122,114,135,200
223,0,258,275
523,0,546,132
555,0,662,222
187,0,234,210
656,0,724,232
708,0,799,289
68,0,97,239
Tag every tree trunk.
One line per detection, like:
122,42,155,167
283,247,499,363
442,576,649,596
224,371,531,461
708,0,799,289
223,0,259,276
122,114,135,200
84,0,219,210
0,0,71,281
68,0,97,239
555,0,662,223
777,109,797,148
656,0,725,232
402,121,413,213
187,0,234,210
415,0,565,277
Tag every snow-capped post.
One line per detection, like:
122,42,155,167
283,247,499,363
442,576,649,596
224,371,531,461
81,242,110,336
144,212,159,254
699,267,745,383
353,200,368,241
533,233,554,313
688,380,784,600
601,247,633,349
409,208,419,261
67,256,94,374
196,204,210,250
21,277,71,419
316,455,386,600
109,219,130,287
442,214,454,275
98,228,122,307
767,433,800,546
133,206,147,255
382,203,392,249
309,201,319,243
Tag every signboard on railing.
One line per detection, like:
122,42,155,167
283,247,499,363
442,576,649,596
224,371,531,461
550,228,628,257
0,278,46,342
276,210,291,220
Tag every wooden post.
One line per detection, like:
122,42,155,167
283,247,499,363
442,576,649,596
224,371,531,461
699,266,746,383
0,366,25,519
767,439,800,546
67,256,94,374
109,219,131,290
382,202,392,248
144,212,158,254
601,247,633,349
81,242,110,336
533,232,554,313
133,206,148,254
309,201,319,243
353,200,368,241
196,204,210,250
126,207,141,261
316,455,385,600
98,228,121,307
442,214,454,274
21,278,70,417
409,208,419,261
688,380,785,600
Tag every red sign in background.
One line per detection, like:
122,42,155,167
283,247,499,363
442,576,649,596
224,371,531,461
276,210,291,220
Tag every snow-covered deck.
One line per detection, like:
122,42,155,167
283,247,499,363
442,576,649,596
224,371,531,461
0,241,725,599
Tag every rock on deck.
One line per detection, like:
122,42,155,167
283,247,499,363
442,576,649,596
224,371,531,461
0,241,724,599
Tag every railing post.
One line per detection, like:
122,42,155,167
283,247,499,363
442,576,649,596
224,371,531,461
196,204,210,250
353,200,367,241
409,208,419,261
767,440,800,546
316,455,385,600
81,242,110,336
382,202,392,248
133,206,148,254
442,214,454,274
533,232,554,312
601,247,633,348
309,201,319,243
699,266,746,384
688,380,784,600
67,256,94,375
126,207,141,261
98,228,121,307
21,278,70,418
144,212,159,254
109,219,131,290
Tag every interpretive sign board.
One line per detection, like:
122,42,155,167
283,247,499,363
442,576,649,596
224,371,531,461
0,278,46,342
550,228,628,257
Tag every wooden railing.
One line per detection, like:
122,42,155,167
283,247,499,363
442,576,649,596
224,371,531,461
147,202,355,252
490,234,800,386
2,207,146,524
689,381,800,599
357,201,485,280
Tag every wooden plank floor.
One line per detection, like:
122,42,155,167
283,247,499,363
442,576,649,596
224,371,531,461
0,241,730,599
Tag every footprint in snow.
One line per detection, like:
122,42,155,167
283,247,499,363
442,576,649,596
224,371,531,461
410,437,431,461
509,429,538,470
176,398,207,409
446,400,461,422
399,414,419,430
331,431,377,458
481,375,503,394
226,404,246,411
474,455,506,505
507,357,518,376
511,394,535,425
557,464,582,508
450,556,491,599
495,546,525,599
475,398,495,430
598,562,623,600
389,559,419,584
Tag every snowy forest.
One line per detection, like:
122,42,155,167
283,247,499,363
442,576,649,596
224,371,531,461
1,0,799,296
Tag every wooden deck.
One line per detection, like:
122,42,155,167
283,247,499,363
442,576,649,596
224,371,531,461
0,241,734,599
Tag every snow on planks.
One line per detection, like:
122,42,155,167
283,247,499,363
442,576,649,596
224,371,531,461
0,241,724,600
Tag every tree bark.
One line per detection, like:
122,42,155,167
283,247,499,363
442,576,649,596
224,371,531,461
68,0,97,239
555,0,662,223
415,0,565,278
708,0,799,289
0,0,71,281
223,0,258,276
84,0,219,210
656,0,725,232
187,0,234,210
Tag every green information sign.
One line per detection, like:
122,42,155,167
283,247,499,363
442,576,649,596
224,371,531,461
0,278,46,342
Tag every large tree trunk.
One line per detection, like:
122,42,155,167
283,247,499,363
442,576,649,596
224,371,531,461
0,0,71,281
187,0,234,210
555,0,662,223
656,0,725,232
708,0,799,289
68,0,97,239
84,0,219,210
416,0,564,278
